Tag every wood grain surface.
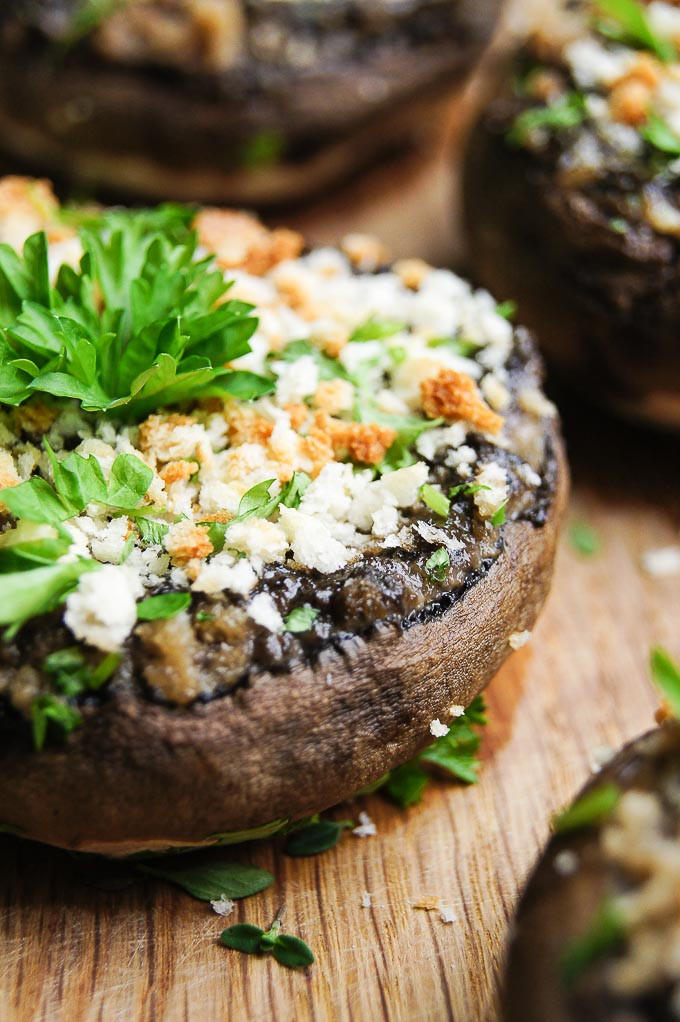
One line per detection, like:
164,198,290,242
0,399,678,1022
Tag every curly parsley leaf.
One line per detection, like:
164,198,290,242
641,111,680,154
0,449,152,524
0,212,271,416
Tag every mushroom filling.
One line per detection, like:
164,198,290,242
0,178,557,739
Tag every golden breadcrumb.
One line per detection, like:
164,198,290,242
420,368,504,435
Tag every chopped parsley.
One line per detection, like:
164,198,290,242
205,472,310,552
561,898,626,986
425,546,450,582
569,520,601,557
420,483,450,518
552,783,620,834
136,592,191,621
594,0,676,63
490,501,507,528
283,605,319,633
349,318,404,342
650,646,680,717
507,91,586,148
641,111,680,155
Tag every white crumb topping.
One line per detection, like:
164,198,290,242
191,554,257,596
226,519,288,564
429,718,450,738
473,462,509,519
64,565,143,652
353,811,377,838
439,906,457,924
641,545,680,578
210,895,235,917
449,704,465,717
518,388,558,419
360,891,373,908
246,592,283,633
413,521,464,553
279,507,352,574
508,629,532,650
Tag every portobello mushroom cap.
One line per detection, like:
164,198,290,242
0,182,567,854
0,0,501,206
503,722,680,1022
464,23,680,429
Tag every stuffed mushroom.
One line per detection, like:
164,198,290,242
503,718,680,1022
0,177,566,854
0,0,501,206
464,0,680,428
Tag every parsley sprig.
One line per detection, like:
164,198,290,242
0,209,271,416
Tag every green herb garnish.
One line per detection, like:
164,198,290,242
595,0,676,62
641,111,680,154
137,860,273,901
495,300,517,320
425,547,450,582
283,819,352,857
0,210,272,416
221,913,314,969
507,92,586,147
31,694,82,750
562,898,626,986
420,483,450,518
383,697,487,807
490,501,507,527
569,520,601,556
449,482,490,499
0,559,100,638
283,605,319,633
553,783,621,834
136,592,191,621
650,646,680,717
205,472,310,553
137,518,169,546
349,318,404,342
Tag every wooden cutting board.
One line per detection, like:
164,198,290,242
0,397,678,1022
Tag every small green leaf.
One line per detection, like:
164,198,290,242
641,111,680,154
569,520,601,557
384,762,429,809
495,300,517,320
106,454,153,510
137,860,274,900
449,482,490,499
31,695,82,750
220,924,265,954
425,547,450,583
420,484,450,518
491,501,507,527
284,819,352,857
595,0,676,62
136,592,191,621
283,605,319,634
0,560,99,633
349,318,404,342
271,935,315,969
562,899,626,987
196,610,215,623
650,647,680,717
508,92,586,147
137,518,169,545
553,782,620,834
